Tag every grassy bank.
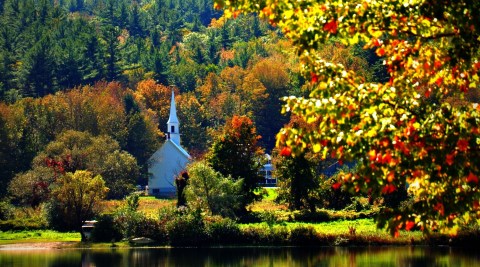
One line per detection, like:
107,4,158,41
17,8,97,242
0,218,424,247
0,230,80,244
2,192,478,248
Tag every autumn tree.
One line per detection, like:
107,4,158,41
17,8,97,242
134,79,173,126
9,130,139,202
216,0,480,236
207,115,264,214
250,57,291,151
47,170,108,239
177,92,208,154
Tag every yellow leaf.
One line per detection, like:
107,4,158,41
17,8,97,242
313,143,321,153
284,9,294,19
349,33,359,45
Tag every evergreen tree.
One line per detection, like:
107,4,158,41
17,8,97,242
102,25,121,82
128,3,144,37
21,36,57,97
83,34,104,84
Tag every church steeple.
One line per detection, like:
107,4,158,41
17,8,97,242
167,90,180,145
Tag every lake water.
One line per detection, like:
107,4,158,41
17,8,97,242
1,246,479,267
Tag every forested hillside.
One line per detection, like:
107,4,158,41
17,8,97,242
0,0,379,199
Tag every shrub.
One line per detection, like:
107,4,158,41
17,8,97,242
294,210,331,222
91,214,123,242
0,200,14,220
185,161,243,218
114,209,156,240
239,225,271,245
204,216,241,245
0,218,48,231
290,226,319,246
166,208,207,246
345,197,371,212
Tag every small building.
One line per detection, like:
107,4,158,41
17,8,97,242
259,154,276,186
81,220,97,240
148,91,191,197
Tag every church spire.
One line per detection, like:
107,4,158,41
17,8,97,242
167,90,180,145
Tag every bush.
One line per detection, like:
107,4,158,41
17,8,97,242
185,161,243,218
0,200,14,220
290,226,319,246
91,214,123,242
0,218,48,231
294,210,331,222
114,209,166,242
345,197,371,212
166,208,207,246
204,216,241,245
239,225,272,245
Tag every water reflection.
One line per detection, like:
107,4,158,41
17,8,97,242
1,246,479,267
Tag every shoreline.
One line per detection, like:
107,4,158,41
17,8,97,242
0,242,80,250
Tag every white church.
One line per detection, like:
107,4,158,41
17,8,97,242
148,91,191,197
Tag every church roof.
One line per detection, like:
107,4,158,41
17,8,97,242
167,90,179,124
166,139,191,159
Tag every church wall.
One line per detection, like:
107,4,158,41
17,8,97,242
148,141,189,197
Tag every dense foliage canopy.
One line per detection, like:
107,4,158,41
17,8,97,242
208,115,264,213
215,0,480,235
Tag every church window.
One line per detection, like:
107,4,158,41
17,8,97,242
171,125,175,133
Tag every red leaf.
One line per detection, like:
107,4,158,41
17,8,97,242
445,153,455,166
376,48,386,57
475,62,480,70
310,72,318,83
467,172,479,184
332,182,342,190
382,152,392,165
382,184,397,194
323,19,338,34
434,202,445,216
435,77,443,86
412,170,422,178
280,147,292,157
405,221,415,231
380,137,390,147
425,88,432,98
386,171,395,182
457,139,469,152
233,10,241,18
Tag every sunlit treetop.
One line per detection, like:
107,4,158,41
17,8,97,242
214,0,480,236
